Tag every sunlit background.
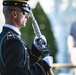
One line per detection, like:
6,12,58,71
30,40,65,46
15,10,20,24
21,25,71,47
1,0,76,75
0,0,5,32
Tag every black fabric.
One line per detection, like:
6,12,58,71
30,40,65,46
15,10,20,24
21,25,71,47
0,61,8,75
0,27,50,75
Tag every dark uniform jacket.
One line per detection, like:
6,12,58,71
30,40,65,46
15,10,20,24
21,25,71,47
0,26,50,75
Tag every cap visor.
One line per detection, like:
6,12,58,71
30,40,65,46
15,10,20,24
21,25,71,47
20,7,30,13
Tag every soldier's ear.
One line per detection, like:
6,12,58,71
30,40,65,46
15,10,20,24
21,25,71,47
11,11,17,18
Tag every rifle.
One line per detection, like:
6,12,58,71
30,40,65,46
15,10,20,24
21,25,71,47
26,7,54,75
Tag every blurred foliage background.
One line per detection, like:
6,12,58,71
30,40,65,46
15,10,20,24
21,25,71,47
20,3,57,63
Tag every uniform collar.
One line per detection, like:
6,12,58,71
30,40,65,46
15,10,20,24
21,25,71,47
4,24,21,35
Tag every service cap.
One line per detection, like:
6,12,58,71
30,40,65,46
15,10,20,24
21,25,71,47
3,0,30,13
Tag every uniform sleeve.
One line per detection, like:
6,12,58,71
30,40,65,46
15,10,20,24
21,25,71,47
30,44,41,65
2,39,50,75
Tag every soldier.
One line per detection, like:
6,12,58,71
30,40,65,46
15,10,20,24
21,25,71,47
0,0,53,75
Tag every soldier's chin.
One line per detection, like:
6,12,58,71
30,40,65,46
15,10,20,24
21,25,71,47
21,24,26,27
24,24,26,27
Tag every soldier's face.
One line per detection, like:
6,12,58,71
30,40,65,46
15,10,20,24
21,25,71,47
9,7,29,28
15,8,29,27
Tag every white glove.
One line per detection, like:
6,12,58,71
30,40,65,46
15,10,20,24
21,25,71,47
43,56,53,67
34,35,47,50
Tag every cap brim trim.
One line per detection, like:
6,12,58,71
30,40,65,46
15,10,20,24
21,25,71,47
3,1,27,7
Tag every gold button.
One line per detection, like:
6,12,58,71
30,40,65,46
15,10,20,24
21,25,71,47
15,3,17,5
4,2,7,5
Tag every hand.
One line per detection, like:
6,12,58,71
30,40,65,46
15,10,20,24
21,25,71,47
34,35,47,50
43,56,53,68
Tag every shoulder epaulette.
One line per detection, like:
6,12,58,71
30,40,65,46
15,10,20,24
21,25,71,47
6,31,16,40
